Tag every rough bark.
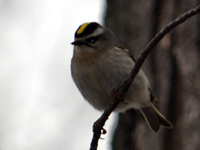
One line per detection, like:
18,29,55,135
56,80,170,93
104,0,200,150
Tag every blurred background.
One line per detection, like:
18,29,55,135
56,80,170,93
105,1,200,150
0,0,117,150
1,0,200,150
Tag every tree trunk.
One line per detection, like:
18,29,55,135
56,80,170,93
104,0,200,150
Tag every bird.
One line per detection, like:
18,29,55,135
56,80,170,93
71,22,173,132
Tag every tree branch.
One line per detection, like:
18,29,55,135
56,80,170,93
89,5,200,150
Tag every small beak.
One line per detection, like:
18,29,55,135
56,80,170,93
71,40,84,45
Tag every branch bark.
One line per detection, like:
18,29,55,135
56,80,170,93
89,5,200,150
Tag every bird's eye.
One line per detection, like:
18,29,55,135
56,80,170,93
87,37,97,43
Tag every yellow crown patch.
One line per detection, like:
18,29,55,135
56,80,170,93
76,22,91,34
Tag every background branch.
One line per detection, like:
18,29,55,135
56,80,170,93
89,5,200,150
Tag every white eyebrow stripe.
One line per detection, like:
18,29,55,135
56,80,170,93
90,28,104,36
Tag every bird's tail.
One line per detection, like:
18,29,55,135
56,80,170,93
139,103,173,132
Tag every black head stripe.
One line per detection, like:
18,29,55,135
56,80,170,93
75,22,100,38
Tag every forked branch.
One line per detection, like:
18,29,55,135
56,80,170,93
89,5,200,150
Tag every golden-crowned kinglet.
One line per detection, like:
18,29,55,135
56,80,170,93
71,22,173,132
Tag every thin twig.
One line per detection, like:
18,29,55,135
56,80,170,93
89,5,200,150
